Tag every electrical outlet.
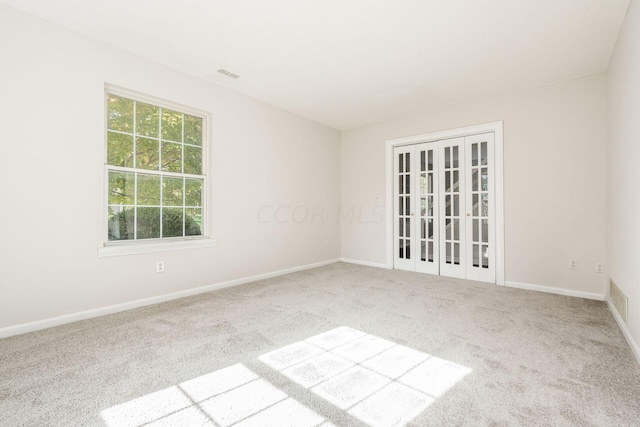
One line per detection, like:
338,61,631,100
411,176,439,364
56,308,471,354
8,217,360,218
569,259,578,270
157,261,165,273
595,263,604,273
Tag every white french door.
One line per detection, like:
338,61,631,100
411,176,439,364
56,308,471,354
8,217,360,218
393,133,496,283
393,144,439,274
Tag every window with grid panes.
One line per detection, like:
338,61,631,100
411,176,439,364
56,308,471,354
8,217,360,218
106,90,206,242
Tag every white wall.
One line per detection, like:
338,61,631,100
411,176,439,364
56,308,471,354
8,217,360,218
342,74,608,296
0,5,340,330
607,1,640,349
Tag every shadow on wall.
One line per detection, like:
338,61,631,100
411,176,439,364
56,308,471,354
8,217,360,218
101,326,471,427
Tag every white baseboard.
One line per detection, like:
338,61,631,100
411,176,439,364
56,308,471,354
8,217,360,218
606,297,640,365
0,258,341,339
340,258,391,269
505,280,605,301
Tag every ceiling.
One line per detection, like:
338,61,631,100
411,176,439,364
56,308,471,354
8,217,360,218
1,0,630,130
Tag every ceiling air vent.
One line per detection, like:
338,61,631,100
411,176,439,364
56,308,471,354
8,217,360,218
217,69,240,79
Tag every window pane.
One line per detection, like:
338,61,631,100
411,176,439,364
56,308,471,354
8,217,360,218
107,94,133,133
184,115,202,146
136,207,160,239
184,145,202,175
108,205,134,241
185,179,202,207
108,171,134,205
137,173,161,206
163,177,183,206
161,109,183,142
136,102,159,138
107,131,133,167
161,141,182,173
185,208,202,236
163,208,184,237
136,137,159,170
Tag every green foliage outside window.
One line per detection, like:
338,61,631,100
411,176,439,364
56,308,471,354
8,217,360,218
106,92,205,241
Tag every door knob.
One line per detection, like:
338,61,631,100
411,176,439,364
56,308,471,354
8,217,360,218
411,213,414,216
466,213,470,216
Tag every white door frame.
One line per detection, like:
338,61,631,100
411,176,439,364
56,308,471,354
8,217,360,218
385,121,505,286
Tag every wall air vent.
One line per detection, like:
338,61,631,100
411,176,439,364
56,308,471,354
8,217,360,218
217,69,240,79
610,279,628,323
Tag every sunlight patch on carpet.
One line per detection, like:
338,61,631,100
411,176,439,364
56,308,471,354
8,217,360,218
260,326,472,426
101,326,471,427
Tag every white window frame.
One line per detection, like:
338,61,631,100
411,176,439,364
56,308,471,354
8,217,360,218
98,84,216,257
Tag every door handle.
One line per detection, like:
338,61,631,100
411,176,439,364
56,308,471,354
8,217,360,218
466,213,470,216
411,213,415,217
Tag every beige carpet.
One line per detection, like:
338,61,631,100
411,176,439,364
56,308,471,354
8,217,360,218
1,262,639,426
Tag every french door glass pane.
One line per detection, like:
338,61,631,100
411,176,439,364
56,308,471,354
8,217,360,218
470,138,490,271
473,244,480,267
482,245,489,268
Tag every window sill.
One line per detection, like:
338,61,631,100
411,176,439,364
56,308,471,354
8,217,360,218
98,238,217,258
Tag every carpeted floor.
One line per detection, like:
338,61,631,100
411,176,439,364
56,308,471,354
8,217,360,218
1,262,639,426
